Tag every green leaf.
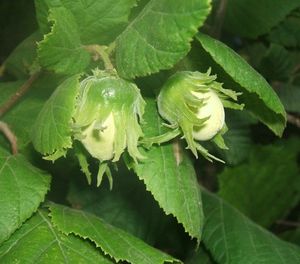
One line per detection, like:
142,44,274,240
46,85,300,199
196,33,286,136
37,7,90,74
3,31,41,79
49,203,180,264
0,210,112,263
218,138,300,227
31,74,80,156
224,0,300,38
280,229,300,247
276,84,300,113
0,74,62,149
0,147,51,244
202,189,300,264
35,0,137,44
116,0,212,78
131,99,203,242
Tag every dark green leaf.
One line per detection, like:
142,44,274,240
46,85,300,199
202,189,300,264
259,44,294,82
37,7,90,74
218,138,300,227
49,203,180,264
35,0,137,44
196,33,286,136
224,0,300,38
276,84,300,113
280,229,300,246
0,210,112,263
216,110,254,165
0,74,61,149
116,0,212,78
269,15,300,48
31,74,80,156
0,147,50,244
131,99,203,242
3,32,41,79
67,167,166,244
185,246,215,264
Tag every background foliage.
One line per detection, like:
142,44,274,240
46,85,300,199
0,0,300,263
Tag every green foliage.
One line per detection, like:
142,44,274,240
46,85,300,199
1,1,299,263
49,203,180,264
218,138,300,227
196,33,286,136
37,7,90,74
131,100,204,242
32,74,80,156
224,0,300,38
202,190,300,263
116,0,212,78
0,210,112,263
0,147,50,244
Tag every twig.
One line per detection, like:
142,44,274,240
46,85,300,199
276,220,300,228
287,113,300,128
84,45,114,70
0,71,40,118
211,0,228,39
0,121,18,154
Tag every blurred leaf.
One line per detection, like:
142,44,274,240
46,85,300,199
269,16,300,48
218,138,300,227
276,84,300,113
224,0,300,38
260,44,294,81
3,32,41,79
0,147,50,244
0,210,112,263
67,166,166,244
116,0,212,78
0,73,62,149
131,99,203,242
185,245,215,264
35,0,137,44
49,203,180,264
37,7,90,74
32,74,80,156
280,229,300,246
196,33,287,136
216,110,255,165
202,189,300,263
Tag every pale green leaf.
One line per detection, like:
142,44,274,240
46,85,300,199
202,189,300,264
116,0,212,78
49,203,180,264
0,147,51,244
31,74,81,156
0,74,62,149
196,33,286,136
131,99,203,242
38,7,90,74
224,0,300,38
0,210,112,263
35,0,137,44
218,138,300,227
